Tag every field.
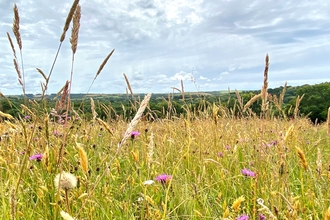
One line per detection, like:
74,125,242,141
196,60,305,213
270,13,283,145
2,1,330,220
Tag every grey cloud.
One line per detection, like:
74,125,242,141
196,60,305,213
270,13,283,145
1,0,330,95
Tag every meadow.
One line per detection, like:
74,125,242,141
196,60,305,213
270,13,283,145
1,1,330,219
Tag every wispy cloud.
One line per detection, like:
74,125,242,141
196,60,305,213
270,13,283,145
1,0,329,94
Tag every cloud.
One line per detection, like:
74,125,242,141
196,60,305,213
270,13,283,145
0,0,329,95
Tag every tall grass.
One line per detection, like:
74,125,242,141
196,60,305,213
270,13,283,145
1,2,330,220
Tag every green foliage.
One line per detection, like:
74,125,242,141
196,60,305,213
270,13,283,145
295,82,330,122
2,82,330,122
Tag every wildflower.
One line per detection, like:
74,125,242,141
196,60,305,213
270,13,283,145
236,215,249,220
60,210,76,220
217,152,223,157
29,154,43,162
53,131,59,136
54,172,77,190
155,174,172,184
130,131,140,139
232,196,245,211
24,115,30,119
143,180,154,185
258,214,266,220
241,168,255,177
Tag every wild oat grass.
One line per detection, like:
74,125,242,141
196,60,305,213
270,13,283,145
2,2,330,220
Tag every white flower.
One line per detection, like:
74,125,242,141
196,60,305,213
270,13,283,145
54,172,77,190
60,210,76,220
143,180,154,185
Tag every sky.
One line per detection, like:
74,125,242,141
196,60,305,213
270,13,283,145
0,0,329,95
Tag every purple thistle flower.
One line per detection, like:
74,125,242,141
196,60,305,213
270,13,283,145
24,115,30,119
29,154,43,162
130,131,140,139
258,214,266,220
241,168,255,177
237,215,249,220
217,152,223,157
155,174,172,184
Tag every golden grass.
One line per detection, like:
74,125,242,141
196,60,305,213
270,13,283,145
70,5,81,54
118,93,151,150
181,79,185,101
261,54,269,114
94,49,115,80
325,207,330,220
243,93,262,112
60,0,80,42
96,118,113,135
90,98,97,120
232,196,245,212
294,94,305,119
76,143,88,174
123,73,134,97
316,147,322,176
12,4,22,50
147,132,155,168
327,107,330,135
6,32,16,58
4,2,330,219
295,146,308,170
235,89,243,111
0,111,14,120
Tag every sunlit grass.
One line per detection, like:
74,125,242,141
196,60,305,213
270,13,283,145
1,114,330,219
2,1,330,219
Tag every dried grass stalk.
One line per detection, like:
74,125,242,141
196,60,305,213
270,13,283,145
60,81,70,111
13,59,22,86
284,124,294,143
12,4,22,50
294,94,304,119
316,148,322,176
171,87,181,93
118,93,152,150
147,132,155,168
20,104,34,118
0,111,14,120
295,146,308,170
212,103,218,125
94,49,115,79
0,93,12,108
60,0,80,42
70,5,81,54
235,90,243,110
10,189,16,220
279,82,287,106
325,206,330,220
243,93,262,112
76,143,88,174
6,32,16,58
96,118,113,135
327,107,330,136
36,68,47,81
181,79,185,101
123,73,133,97
261,54,269,113
232,196,245,212
90,98,98,121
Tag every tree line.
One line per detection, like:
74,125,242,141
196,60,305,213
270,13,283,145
1,82,329,123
